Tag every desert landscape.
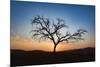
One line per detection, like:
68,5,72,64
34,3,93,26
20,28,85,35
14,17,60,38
11,1,95,66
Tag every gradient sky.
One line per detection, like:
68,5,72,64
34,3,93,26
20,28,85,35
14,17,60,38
11,1,95,51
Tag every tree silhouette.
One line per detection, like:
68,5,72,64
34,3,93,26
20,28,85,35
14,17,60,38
31,15,87,53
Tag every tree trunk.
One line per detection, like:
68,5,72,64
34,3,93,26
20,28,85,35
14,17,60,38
53,45,57,53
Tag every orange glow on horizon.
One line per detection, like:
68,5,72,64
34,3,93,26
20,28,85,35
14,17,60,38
11,33,95,52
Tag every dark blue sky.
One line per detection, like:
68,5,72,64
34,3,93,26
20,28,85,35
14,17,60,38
11,1,95,39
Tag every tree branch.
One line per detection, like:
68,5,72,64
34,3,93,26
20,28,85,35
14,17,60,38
31,15,87,47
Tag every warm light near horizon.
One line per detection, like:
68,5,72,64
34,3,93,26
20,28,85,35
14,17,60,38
11,32,95,52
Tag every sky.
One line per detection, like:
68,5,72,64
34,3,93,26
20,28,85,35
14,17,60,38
11,1,95,52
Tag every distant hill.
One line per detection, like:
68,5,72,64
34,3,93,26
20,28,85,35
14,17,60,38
11,47,95,66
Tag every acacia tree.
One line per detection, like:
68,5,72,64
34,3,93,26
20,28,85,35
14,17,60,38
31,15,87,53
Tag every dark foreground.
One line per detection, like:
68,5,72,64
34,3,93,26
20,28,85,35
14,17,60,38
11,47,95,66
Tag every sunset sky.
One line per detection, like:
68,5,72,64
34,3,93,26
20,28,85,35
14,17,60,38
11,1,95,52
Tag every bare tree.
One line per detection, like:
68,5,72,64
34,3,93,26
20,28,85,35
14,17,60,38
31,15,87,53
